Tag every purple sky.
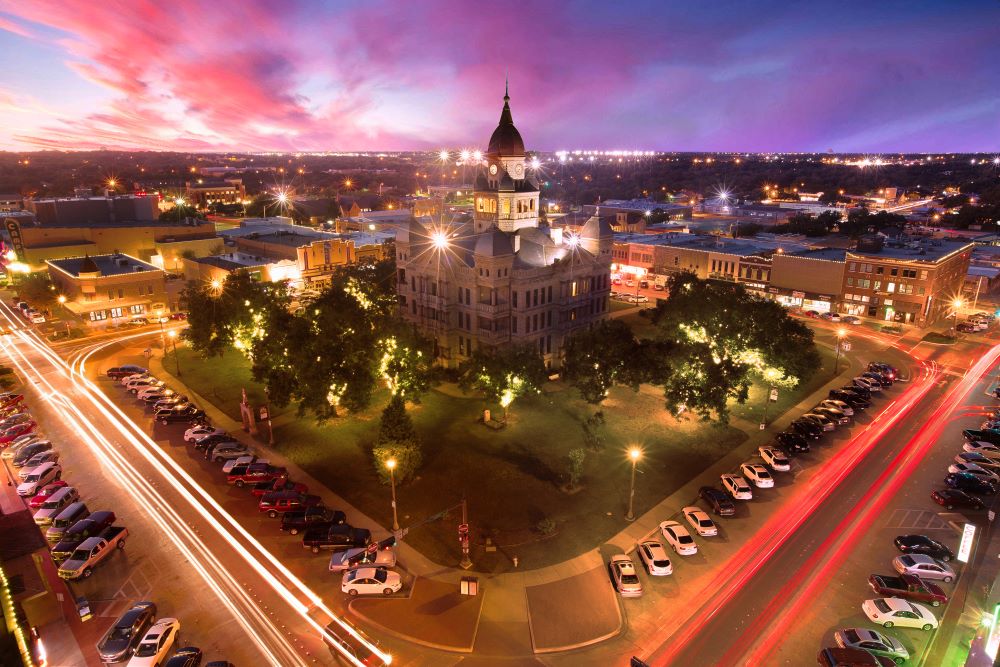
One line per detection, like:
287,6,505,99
0,0,997,152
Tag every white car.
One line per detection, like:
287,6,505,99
955,452,1000,470
892,554,955,583
120,373,152,386
608,554,643,597
184,425,225,443
636,540,672,576
721,473,753,500
209,443,253,463
30,313,46,324
962,441,1000,458
659,520,697,555
682,506,718,537
740,464,775,489
853,377,881,393
862,597,938,631
127,617,180,666
947,462,1000,482
341,567,402,596
759,446,790,472
129,379,165,395
820,399,854,417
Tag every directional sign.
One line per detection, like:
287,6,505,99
769,388,779,402
958,523,976,563
841,341,852,352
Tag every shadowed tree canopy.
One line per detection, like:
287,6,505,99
562,319,651,404
458,345,548,413
647,272,821,422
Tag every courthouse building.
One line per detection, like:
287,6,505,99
395,86,613,367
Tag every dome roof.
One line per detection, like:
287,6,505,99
486,85,525,157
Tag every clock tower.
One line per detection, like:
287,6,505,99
474,81,540,234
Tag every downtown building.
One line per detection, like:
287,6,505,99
395,88,613,367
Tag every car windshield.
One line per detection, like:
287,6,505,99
373,569,388,583
874,599,892,613
134,640,157,657
108,625,133,641
69,548,89,561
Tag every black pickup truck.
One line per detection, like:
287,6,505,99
302,525,371,554
280,507,346,535
51,513,117,562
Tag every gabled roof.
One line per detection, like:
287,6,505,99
474,228,514,257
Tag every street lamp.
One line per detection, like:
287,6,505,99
155,309,165,350
626,447,642,521
167,330,181,376
386,458,399,531
833,327,847,377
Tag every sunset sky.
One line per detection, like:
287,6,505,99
0,0,997,153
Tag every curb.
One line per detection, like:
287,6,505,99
346,576,484,654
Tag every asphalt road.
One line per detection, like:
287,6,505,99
648,334,1000,666
0,304,388,667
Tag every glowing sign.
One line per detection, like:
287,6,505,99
986,603,1000,659
958,522,976,563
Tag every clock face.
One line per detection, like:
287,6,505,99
489,164,498,175
514,163,523,176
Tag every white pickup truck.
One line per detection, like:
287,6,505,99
57,526,128,580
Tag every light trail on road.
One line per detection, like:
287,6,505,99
0,304,391,666
733,345,1000,665
650,360,938,665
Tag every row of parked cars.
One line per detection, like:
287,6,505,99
13,298,46,324
955,311,995,334
822,374,1000,664
96,602,230,667
609,362,902,607
108,364,402,598
106,365,207,425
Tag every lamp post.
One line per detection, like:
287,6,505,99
833,327,847,377
155,309,165,350
951,297,964,334
57,295,71,336
385,458,399,531
626,447,642,521
167,330,181,376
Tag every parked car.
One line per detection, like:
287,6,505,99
862,597,937,631
27,480,70,509
819,399,853,419
227,463,288,488
721,473,753,500
659,520,697,555
964,429,1000,446
250,478,308,497
813,406,850,425
107,365,148,380
258,491,322,518
800,412,836,431
303,525,371,554
156,405,206,424
153,395,189,412
956,451,1000,470
944,472,997,495
963,441,1000,457
341,567,402,597
947,462,1000,483
834,628,908,664
775,431,810,453
127,617,180,667
820,312,842,322
329,545,397,572
931,488,985,510
13,440,52,467
636,540,672,576
184,425,225,443
194,433,238,450
757,446,790,472
22,449,60,471
841,315,861,325
608,554,643,597
164,646,203,667
861,371,892,387
817,647,896,667
894,534,954,562
96,601,158,665
868,573,948,607
50,512,117,555
17,462,62,496
2,434,41,459
681,506,718,537
0,393,25,409
790,419,822,440
698,486,736,516
852,377,881,393
740,463,774,488
206,442,252,462
58,526,128,579
892,554,955,583
868,362,898,380
1,420,37,444
829,389,871,410
280,507,346,535
33,489,81,525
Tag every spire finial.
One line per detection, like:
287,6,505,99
504,71,509,101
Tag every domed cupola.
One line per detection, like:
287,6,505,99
487,82,525,158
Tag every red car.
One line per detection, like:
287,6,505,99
250,479,309,498
27,481,70,509
868,573,949,607
0,394,24,410
0,421,37,444
227,463,288,488
258,491,322,518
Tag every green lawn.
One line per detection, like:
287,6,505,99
173,344,835,572
727,345,838,425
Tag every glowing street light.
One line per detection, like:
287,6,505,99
626,447,642,521
459,149,471,162
431,231,449,250
209,279,222,292
834,327,848,377
175,197,186,207
57,295,67,304
386,458,399,531
438,149,450,162
472,150,482,162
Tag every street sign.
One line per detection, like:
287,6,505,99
958,523,976,563
143,347,152,359
769,388,778,402
841,341,852,351
758,422,766,430
259,407,269,420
